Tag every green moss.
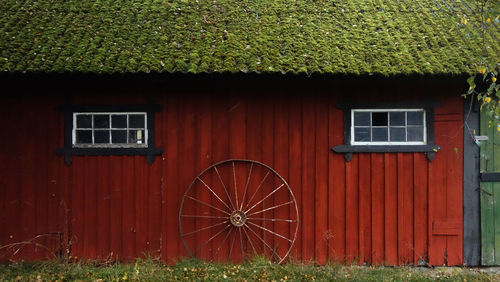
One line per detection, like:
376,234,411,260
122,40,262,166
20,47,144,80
0,0,498,75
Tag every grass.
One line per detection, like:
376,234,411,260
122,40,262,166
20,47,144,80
0,256,498,281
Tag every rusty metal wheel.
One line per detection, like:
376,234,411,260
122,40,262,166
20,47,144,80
179,159,299,264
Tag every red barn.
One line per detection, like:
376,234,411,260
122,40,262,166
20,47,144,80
1,1,499,266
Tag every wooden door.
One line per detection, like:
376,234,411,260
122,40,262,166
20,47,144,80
480,111,500,265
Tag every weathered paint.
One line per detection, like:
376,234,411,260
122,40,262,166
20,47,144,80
480,108,500,265
463,96,480,266
0,76,463,265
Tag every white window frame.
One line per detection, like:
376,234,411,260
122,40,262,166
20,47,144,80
72,112,148,148
351,109,427,145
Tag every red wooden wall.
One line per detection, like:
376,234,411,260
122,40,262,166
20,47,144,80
0,77,463,265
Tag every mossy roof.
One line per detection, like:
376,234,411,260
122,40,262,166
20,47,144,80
1,0,499,75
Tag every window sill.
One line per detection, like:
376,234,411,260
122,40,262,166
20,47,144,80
56,147,163,165
332,144,440,162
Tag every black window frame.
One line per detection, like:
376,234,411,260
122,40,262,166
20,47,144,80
57,102,163,165
332,100,441,162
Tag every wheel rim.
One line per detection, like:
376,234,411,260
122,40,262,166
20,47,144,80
179,159,299,264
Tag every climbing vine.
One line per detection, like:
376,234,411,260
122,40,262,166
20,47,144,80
464,64,499,131
462,0,499,130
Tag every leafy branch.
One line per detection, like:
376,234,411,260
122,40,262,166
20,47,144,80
462,0,499,129
464,63,499,131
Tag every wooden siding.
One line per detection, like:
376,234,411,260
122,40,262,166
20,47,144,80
480,108,500,265
0,78,463,265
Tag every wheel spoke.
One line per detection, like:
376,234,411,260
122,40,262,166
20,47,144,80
242,225,257,256
228,228,237,260
247,217,296,223
214,166,236,210
193,224,231,256
245,183,285,214
239,163,254,211
212,227,233,261
181,214,229,220
247,200,294,217
243,171,270,211
245,223,283,262
183,220,229,237
238,227,245,259
185,195,230,215
247,221,293,243
232,161,239,210
197,177,232,212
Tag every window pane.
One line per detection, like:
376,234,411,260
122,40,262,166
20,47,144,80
112,130,127,143
354,127,370,141
94,130,110,144
354,112,370,126
389,112,405,126
76,115,91,128
112,115,127,128
129,130,144,144
372,112,388,126
408,126,424,141
390,127,405,142
129,114,145,128
76,130,92,143
407,111,424,125
372,127,388,141
94,115,109,128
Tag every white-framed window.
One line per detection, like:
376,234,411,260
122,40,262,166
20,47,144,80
72,112,148,148
351,109,426,145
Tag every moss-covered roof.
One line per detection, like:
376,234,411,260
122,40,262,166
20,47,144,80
1,0,499,75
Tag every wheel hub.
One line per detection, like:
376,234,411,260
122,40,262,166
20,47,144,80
230,210,247,227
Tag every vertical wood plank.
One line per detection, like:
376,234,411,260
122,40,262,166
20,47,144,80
70,157,83,259
148,152,162,258
211,94,231,260
358,153,372,264
371,153,384,265
480,109,495,265
445,119,464,266
47,100,65,259
384,153,398,265
345,154,359,264
122,156,136,261
181,95,196,260
288,97,302,261
261,96,274,258
245,94,264,259
494,123,500,265
274,95,290,261
229,93,246,262
35,101,51,259
301,97,315,262
397,153,414,264
109,155,123,261
413,153,428,265
17,100,35,259
330,98,346,263
314,95,328,265
196,94,213,260
164,95,180,263
428,123,447,266
96,156,109,258
135,156,147,257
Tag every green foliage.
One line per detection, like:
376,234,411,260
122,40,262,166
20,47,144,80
464,65,499,131
0,258,498,281
0,0,499,74
462,0,499,129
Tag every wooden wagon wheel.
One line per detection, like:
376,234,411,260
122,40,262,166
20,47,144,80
179,159,299,264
